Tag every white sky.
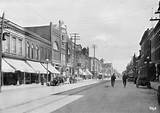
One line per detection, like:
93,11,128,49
0,0,158,73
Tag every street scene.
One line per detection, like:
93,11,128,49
0,0,160,113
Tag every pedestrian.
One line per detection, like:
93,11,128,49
122,73,128,88
111,73,116,87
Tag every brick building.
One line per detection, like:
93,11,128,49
1,17,60,85
139,28,156,81
150,21,160,81
25,20,70,75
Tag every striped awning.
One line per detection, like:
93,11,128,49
26,60,47,74
4,58,35,73
41,63,60,74
2,59,15,72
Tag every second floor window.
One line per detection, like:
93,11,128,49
53,41,59,50
27,42,30,58
35,45,39,60
31,44,34,59
17,39,22,56
11,37,16,54
2,35,10,53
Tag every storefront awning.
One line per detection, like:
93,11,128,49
79,69,88,76
26,60,47,74
82,71,88,76
86,69,93,76
2,59,15,72
41,63,60,74
4,58,35,73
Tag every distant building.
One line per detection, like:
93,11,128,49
89,57,102,78
103,63,113,76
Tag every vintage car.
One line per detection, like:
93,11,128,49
136,77,151,88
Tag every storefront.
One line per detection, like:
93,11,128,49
2,59,15,85
41,63,60,81
26,60,48,83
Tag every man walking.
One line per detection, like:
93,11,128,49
111,73,116,87
122,73,128,88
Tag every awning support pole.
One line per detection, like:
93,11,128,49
24,72,26,84
30,73,31,84
2,72,3,86
39,73,40,83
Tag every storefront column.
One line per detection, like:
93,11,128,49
1,72,3,86
23,72,26,84
38,73,40,83
30,73,32,84
16,72,20,85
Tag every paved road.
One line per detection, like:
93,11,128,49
52,80,160,113
0,80,99,113
2,80,160,113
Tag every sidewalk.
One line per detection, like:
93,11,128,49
1,83,44,92
0,79,100,111
151,81,160,91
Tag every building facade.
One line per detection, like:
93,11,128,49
1,17,59,85
89,57,101,78
139,28,156,81
25,20,70,75
150,21,160,82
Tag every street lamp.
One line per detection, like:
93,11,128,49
46,59,49,83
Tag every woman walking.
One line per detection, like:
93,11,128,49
111,73,116,87
122,73,128,88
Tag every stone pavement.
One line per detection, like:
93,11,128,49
1,83,44,92
151,81,160,91
0,79,99,111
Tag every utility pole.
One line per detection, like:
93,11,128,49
0,12,4,92
58,20,63,75
92,44,97,79
70,33,80,76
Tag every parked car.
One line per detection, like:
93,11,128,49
136,77,151,88
127,76,134,82
50,78,58,86
50,76,64,86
